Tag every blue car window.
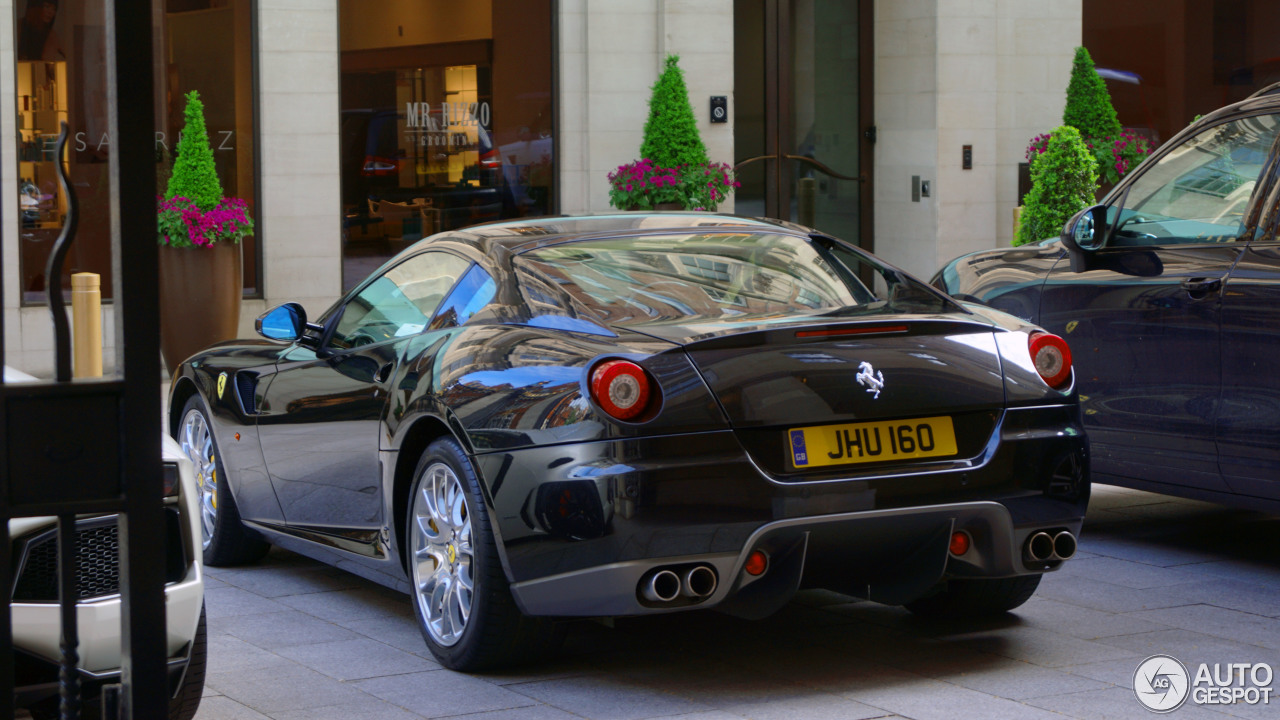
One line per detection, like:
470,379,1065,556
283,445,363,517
431,264,497,329
329,252,470,350
1110,114,1280,246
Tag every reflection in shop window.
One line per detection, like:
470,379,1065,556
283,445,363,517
10,0,259,304
339,0,554,291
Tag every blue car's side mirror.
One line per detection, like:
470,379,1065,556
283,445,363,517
1061,204,1109,272
256,303,307,342
1062,204,1108,253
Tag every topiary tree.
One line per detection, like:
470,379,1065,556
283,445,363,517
1016,125,1098,246
1026,47,1151,186
639,55,709,169
165,90,223,211
1062,46,1122,142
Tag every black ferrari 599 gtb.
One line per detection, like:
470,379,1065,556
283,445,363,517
170,214,1089,670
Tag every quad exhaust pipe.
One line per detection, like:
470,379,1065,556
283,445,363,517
641,569,681,602
640,565,718,604
1024,530,1077,563
1026,532,1054,562
1052,530,1077,560
681,565,718,598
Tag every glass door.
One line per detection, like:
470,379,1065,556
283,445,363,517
734,0,873,250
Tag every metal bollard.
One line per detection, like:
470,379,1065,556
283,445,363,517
71,272,102,378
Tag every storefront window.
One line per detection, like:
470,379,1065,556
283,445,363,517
11,0,259,304
14,0,108,304
338,0,554,291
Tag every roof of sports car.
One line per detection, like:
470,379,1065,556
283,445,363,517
449,213,811,254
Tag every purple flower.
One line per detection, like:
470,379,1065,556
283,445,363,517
158,195,253,247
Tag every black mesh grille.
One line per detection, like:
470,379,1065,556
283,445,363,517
11,511,188,603
13,521,120,601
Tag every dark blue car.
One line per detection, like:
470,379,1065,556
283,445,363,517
934,86,1280,512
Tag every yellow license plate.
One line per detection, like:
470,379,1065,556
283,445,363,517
788,416,957,468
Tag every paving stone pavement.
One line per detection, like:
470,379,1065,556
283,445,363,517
193,485,1280,720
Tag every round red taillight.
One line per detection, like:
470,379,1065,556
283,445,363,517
590,360,653,420
744,550,769,576
950,531,971,556
1029,332,1073,389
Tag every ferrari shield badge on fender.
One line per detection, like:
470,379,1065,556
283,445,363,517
856,361,884,399
217,372,227,400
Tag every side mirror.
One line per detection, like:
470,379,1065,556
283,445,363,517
256,303,307,342
1061,204,1109,272
1062,204,1109,253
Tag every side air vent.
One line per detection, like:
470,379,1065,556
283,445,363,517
235,371,259,414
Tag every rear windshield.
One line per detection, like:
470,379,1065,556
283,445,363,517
515,232,955,328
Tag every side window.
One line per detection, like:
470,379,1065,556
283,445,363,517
329,252,470,350
1110,114,1280,247
821,239,957,314
430,264,497,330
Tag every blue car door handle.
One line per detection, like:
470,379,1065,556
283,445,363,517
1182,277,1222,294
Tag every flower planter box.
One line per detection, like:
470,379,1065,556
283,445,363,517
159,241,241,377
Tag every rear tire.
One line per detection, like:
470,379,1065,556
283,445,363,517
406,437,561,671
177,395,269,567
904,574,1042,618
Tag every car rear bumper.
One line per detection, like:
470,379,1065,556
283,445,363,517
475,404,1089,617
509,500,1083,617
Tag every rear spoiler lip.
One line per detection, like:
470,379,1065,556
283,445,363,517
625,315,1001,352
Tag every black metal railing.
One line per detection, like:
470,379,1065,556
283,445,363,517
0,2,169,718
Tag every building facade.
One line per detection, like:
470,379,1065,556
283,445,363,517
4,1,1273,376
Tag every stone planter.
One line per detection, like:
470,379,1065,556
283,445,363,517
159,241,242,377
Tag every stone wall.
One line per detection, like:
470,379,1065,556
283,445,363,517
257,0,342,329
872,0,939,277
558,0,735,215
875,0,1078,279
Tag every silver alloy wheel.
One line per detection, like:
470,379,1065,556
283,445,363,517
410,462,475,647
180,408,218,550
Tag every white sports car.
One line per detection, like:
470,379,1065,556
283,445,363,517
7,367,206,720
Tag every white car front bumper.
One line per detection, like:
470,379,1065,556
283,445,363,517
10,434,206,708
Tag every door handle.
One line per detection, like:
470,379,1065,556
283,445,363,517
375,362,394,384
782,154,864,182
734,154,866,183
1181,277,1222,294
734,154,776,171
